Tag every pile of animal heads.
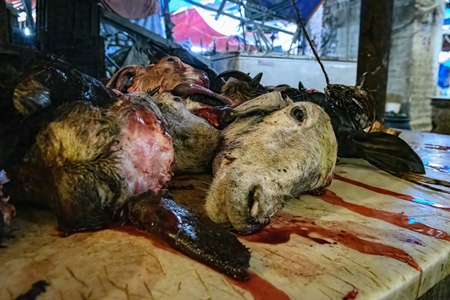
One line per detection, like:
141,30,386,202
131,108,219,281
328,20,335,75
107,63,338,234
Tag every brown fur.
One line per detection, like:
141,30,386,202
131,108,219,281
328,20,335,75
17,94,174,233
220,80,264,106
106,56,209,94
205,92,338,233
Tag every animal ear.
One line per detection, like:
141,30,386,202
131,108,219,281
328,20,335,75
252,72,263,83
215,70,253,82
232,92,289,118
106,65,137,92
298,81,305,90
356,72,368,87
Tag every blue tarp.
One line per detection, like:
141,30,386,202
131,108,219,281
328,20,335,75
168,0,195,12
249,0,322,21
445,8,450,25
167,0,322,21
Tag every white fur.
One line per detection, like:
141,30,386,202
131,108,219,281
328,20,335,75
205,92,337,233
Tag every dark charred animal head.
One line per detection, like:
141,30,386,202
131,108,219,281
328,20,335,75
324,84,376,131
216,70,267,105
221,80,266,105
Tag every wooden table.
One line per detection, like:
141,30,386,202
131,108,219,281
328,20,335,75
1,130,450,300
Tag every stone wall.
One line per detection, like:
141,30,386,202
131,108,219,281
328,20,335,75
321,0,360,61
304,4,323,57
387,0,444,131
386,0,415,115
317,0,444,131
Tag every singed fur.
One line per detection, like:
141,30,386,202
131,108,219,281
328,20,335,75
205,92,338,233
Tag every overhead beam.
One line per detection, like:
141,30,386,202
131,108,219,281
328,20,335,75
356,0,394,122
214,0,227,20
101,10,210,65
102,10,179,47
163,0,174,41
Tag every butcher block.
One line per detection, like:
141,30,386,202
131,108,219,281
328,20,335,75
1,130,450,300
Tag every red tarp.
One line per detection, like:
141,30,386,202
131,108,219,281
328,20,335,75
171,8,245,52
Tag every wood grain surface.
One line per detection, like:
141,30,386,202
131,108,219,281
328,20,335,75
1,131,450,300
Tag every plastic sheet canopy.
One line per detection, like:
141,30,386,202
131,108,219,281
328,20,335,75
171,7,245,52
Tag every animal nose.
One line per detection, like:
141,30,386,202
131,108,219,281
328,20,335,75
291,107,305,122
247,185,260,217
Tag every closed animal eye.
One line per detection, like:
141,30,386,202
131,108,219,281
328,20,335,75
291,107,304,122
166,57,175,63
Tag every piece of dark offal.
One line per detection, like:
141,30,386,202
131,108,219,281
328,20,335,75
206,92,338,234
128,191,250,280
14,93,251,280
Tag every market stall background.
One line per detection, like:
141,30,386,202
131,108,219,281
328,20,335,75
2,1,450,299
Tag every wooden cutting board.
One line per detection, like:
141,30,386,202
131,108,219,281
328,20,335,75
1,130,450,300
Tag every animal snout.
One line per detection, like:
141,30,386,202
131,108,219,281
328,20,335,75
205,169,287,234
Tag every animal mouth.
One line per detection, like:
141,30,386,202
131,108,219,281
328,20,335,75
195,72,210,87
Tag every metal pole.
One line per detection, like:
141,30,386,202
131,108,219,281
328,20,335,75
356,0,394,122
0,0,9,46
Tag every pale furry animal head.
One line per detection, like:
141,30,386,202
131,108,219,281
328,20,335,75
205,92,337,233
152,93,220,174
